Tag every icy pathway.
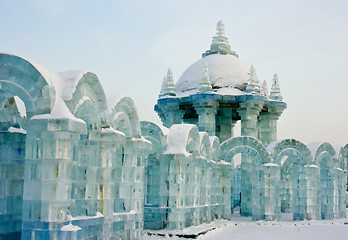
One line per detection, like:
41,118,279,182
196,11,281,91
144,210,348,240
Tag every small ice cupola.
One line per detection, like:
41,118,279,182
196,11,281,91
202,20,238,58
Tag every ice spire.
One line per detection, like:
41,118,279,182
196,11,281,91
246,65,262,94
262,80,269,98
216,20,225,37
202,21,238,58
198,62,213,93
159,68,176,98
269,73,283,101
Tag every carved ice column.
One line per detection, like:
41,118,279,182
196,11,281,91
192,95,218,136
258,101,287,146
21,117,86,239
238,100,264,140
99,127,125,238
155,98,182,128
217,107,238,142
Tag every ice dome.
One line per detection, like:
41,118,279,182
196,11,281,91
175,53,249,96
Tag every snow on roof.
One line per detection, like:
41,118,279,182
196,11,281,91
60,223,81,232
263,162,279,167
164,124,196,157
101,126,126,136
8,126,27,134
31,96,85,124
175,54,249,97
214,87,246,96
305,164,319,168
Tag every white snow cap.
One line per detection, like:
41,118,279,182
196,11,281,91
176,54,249,97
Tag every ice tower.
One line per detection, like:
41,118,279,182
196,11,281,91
155,21,287,146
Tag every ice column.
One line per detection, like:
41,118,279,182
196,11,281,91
193,97,218,136
216,108,238,142
320,164,334,219
258,101,286,146
21,117,86,240
240,159,253,217
0,130,26,239
99,127,125,238
292,163,306,220
333,167,346,218
238,100,263,139
304,165,320,220
155,98,182,128
263,163,281,221
220,161,234,218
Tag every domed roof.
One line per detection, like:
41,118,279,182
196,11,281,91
175,53,249,97
175,21,250,97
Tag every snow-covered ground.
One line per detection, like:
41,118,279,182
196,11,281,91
144,210,348,240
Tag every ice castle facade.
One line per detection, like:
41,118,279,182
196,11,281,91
0,21,347,239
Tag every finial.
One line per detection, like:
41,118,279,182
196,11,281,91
216,20,225,37
246,65,262,94
159,68,176,98
202,21,238,58
249,65,257,80
269,73,283,101
198,62,212,93
262,80,269,97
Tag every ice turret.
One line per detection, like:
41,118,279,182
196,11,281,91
159,68,176,98
262,80,269,97
198,62,213,93
269,73,283,101
202,21,238,58
246,65,262,94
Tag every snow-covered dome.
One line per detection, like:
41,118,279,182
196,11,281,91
175,53,249,96
175,21,250,97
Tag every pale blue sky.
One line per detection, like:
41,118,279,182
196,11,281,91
1,0,348,146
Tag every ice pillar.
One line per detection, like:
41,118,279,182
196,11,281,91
304,165,320,220
21,117,86,240
155,98,182,128
238,101,263,139
263,163,281,221
0,130,26,239
193,98,218,136
258,102,286,146
217,107,237,142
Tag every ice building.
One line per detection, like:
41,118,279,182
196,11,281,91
0,21,347,240
0,53,151,239
148,21,347,227
155,21,286,145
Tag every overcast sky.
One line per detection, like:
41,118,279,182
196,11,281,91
1,0,348,146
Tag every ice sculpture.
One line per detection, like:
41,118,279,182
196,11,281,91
1,19,347,240
0,53,151,240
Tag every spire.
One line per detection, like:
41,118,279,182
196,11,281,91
216,20,225,37
269,73,283,101
246,65,262,94
202,21,238,58
198,62,213,93
159,68,176,98
262,80,269,98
